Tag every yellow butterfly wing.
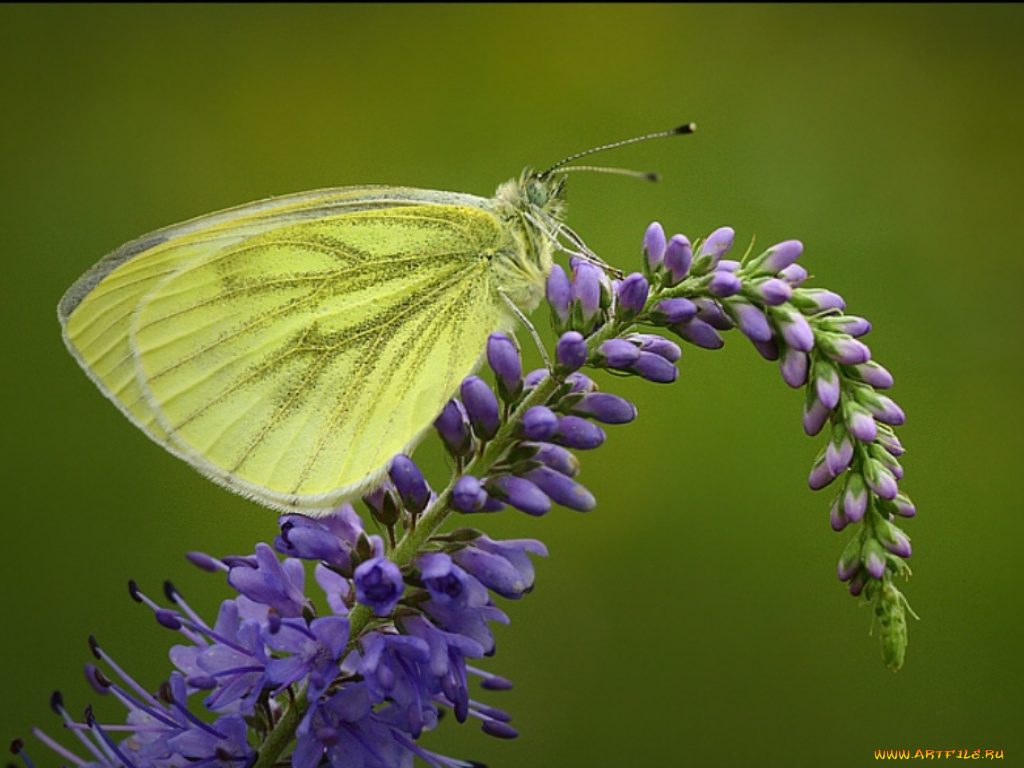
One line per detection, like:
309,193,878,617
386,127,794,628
60,188,521,514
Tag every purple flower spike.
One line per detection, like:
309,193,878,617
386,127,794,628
780,263,808,286
452,475,488,513
599,338,641,369
698,226,735,262
353,557,404,617
634,334,682,362
571,260,603,322
760,239,803,274
844,402,878,442
487,333,522,401
754,277,794,306
780,347,809,388
520,406,559,441
389,454,431,515
554,415,606,450
814,365,842,410
617,273,649,318
461,376,500,441
632,351,678,383
488,476,551,516
664,234,693,284
843,474,868,522
556,331,588,371
571,392,637,424
853,361,894,389
728,299,773,343
672,318,724,350
546,265,571,324
802,397,830,436
525,466,596,511
435,398,471,456
644,221,667,269
708,271,742,298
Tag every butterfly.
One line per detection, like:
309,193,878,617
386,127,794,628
58,125,693,515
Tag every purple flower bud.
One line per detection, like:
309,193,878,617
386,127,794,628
853,361,894,389
566,371,598,393
487,333,522,401
452,546,534,600
716,259,740,272
802,396,830,436
418,552,473,608
698,226,735,261
753,277,793,306
708,270,742,298
672,318,724,349
435,399,471,455
554,415,606,450
488,475,551,516
555,331,588,371
632,351,678,383
570,392,637,424
643,222,667,269
864,394,906,426
760,239,803,273
808,454,836,490
452,475,489,513
878,521,912,558
838,538,862,581
461,376,500,440
780,347,809,388
727,299,773,343
633,333,682,362
664,234,693,284
353,557,404,617
814,365,841,410
651,297,697,325
524,367,546,388
524,466,596,511
862,539,887,579
891,492,916,518
848,571,867,596
482,720,519,739
617,272,649,317
826,433,854,476
546,265,571,324
520,406,558,441
751,337,779,361
828,315,872,337
865,461,899,500
800,288,846,313
531,442,579,476
571,260,603,322
773,306,815,352
694,298,733,330
843,474,868,522
389,454,430,515
878,429,905,456
823,336,871,366
844,402,877,442
599,338,641,369
779,263,808,286
830,498,851,532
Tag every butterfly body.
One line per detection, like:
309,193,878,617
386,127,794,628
59,174,563,514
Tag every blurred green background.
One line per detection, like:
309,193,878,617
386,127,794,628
2,5,1022,766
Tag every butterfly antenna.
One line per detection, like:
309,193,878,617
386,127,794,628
539,123,696,179
557,166,661,182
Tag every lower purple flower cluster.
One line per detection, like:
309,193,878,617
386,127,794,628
22,507,546,768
